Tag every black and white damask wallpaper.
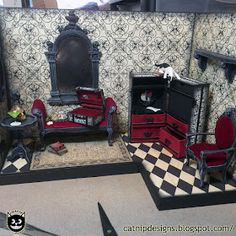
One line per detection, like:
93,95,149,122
0,8,194,131
189,13,236,138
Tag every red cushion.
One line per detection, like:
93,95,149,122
45,120,107,129
41,97,116,129
45,119,107,129
215,116,234,148
45,120,84,129
103,97,116,119
31,99,47,121
105,97,117,109
189,143,227,166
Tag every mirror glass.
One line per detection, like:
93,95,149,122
1,0,236,13
56,36,93,92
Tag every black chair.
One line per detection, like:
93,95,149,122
186,107,236,187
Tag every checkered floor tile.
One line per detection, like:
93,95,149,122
122,135,236,197
1,149,31,174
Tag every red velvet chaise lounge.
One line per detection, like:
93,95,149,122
31,97,117,149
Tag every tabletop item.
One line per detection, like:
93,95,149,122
8,105,26,121
10,121,22,126
1,114,36,130
8,111,20,119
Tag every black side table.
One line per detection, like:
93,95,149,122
0,114,37,162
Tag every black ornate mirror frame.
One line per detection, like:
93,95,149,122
45,10,100,105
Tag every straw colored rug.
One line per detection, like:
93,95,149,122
30,135,131,170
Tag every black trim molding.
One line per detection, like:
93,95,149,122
0,161,139,186
194,49,236,83
140,166,236,210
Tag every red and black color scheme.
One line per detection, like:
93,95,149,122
129,73,167,143
159,114,188,158
31,11,117,149
186,107,236,187
31,96,117,148
130,113,166,142
128,72,209,158
67,87,105,127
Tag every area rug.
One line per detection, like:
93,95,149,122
30,135,131,170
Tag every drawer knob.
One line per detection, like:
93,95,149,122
144,131,152,137
144,117,154,123
165,138,171,146
172,122,179,129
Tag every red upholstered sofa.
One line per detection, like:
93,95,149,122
31,97,117,149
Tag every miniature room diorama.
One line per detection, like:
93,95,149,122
0,4,236,210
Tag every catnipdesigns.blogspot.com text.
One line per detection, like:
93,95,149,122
123,224,234,234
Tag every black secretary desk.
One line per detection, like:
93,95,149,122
128,72,209,158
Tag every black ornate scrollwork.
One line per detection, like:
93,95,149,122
194,53,208,72
63,10,86,34
194,49,236,84
65,10,79,25
221,63,236,84
45,10,100,105
91,41,101,62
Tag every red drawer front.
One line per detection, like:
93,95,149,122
159,127,186,158
167,114,188,134
132,114,165,125
131,125,161,140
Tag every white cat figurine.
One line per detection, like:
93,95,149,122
155,63,181,82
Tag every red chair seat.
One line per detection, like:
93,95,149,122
186,108,236,187
189,143,227,166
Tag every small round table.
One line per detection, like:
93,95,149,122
0,114,37,162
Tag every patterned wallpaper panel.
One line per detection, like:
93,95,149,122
0,8,195,131
189,13,236,138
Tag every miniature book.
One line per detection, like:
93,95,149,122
48,141,68,156
49,141,65,151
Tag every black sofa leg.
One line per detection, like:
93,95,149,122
107,128,113,146
40,143,46,152
37,135,46,151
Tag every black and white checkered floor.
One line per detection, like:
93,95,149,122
122,135,236,197
1,135,236,198
1,149,31,174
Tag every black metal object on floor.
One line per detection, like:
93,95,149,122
98,202,118,236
